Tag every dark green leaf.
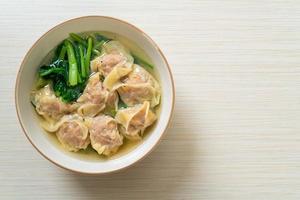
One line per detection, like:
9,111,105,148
39,59,68,79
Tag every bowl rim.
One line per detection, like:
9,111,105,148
15,15,175,175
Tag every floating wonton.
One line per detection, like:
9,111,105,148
115,101,157,140
116,64,161,107
52,114,90,152
77,73,109,117
90,41,134,90
86,115,123,156
31,85,77,121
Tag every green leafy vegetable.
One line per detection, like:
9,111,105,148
94,33,111,42
69,33,87,46
72,42,83,83
38,58,84,102
53,78,84,102
36,32,116,103
84,37,93,76
39,59,67,78
78,44,86,78
132,54,154,69
92,49,101,57
58,45,67,60
91,33,111,59
64,39,78,86
93,40,105,53
118,97,128,109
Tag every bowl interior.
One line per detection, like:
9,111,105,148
16,16,174,174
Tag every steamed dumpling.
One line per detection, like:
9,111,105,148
115,101,157,140
55,115,90,152
116,64,161,107
32,85,77,121
77,72,109,117
87,115,123,156
90,41,134,90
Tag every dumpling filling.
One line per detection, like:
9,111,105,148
91,41,134,90
32,85,77,121
55,115,90,152
87,115,123,156
116,65,161,107
77,73,109,117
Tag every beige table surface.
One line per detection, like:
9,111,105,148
1,0,300,199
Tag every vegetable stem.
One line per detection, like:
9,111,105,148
77,72,82,83
72,42,82,83
92,49,101,56
78,44,86,78
58,45,67,60
64,40,78,86
85,37,93,76
69,33,87,46
94,40,105,50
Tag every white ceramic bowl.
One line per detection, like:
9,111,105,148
15,16,175,174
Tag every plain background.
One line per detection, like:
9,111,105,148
1,0,300,199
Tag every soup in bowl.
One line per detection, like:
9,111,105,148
15,16,174,174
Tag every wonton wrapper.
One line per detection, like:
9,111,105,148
31,85,77,122
77,73,109,117
115,64,161,108
90,41,134,90
115,101,157,140
41,114,90,152
86,115,123,156
103,90,119,116
55,115,90,152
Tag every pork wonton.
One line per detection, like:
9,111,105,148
116,64,161,107
115,101,157,140
90,41,134,90
54,115,90,152
87,115,123,156
31,85,77,121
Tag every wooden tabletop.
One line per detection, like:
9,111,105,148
1,0,300,199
